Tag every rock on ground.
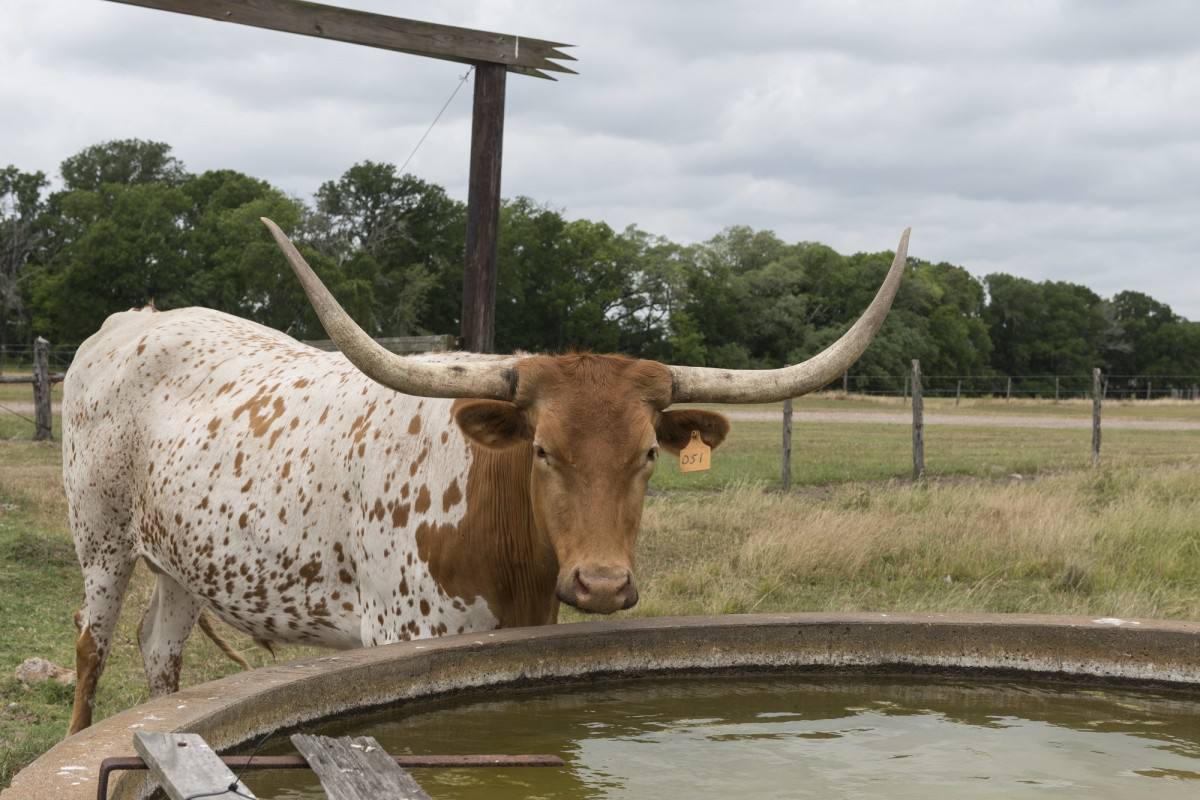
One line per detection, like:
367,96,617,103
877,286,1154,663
14,657,75,686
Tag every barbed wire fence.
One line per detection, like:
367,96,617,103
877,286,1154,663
2,344,1198,445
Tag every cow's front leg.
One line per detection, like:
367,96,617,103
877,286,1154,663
138,572,204,696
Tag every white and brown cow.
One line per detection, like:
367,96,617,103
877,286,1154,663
63,219,909,733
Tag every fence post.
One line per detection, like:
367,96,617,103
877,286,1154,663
912,360,925,480
1091,368,1102,468
1054,376,1060,403
1006,376,1012,402
781,398,793,492
955,379,962,407
902,374,909,406
842,371,848,396
1146,381,1152,401
34,337,52,442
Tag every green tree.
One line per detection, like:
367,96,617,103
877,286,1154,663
60,139,188,192
0,166,48,347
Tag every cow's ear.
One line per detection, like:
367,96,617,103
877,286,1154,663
455,400,533,450
655,409,730,454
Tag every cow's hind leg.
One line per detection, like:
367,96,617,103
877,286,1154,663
138,571,204,697
69,556,137,735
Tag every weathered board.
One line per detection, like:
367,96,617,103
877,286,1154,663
133,731,257,800
104,0,575,79
292,734,431,800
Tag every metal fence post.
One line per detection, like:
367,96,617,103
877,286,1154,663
912,360,925,480
781,398,793,491
34,337,52,441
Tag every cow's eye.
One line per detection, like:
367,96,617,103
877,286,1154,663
647,446,658,462
534,445,548,460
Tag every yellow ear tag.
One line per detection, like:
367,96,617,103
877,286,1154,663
679,430,712,473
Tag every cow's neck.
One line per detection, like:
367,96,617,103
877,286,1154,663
448,442,559,627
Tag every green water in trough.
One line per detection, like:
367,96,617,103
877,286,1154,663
246,676,1200,799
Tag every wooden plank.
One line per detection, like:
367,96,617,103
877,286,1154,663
0,374,64,384
292,734,431,800
911,359,925,480
461,63,506,353
104,0,576,77
303,334,455,354
33,337,52,442
133,731,257,800
1092,368,1102,468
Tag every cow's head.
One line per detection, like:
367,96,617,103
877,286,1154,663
262,219,909,615
453,355,729,613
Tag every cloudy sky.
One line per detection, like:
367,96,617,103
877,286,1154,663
4,1,1199,317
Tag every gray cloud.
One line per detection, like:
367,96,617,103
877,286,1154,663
3,0,1199,317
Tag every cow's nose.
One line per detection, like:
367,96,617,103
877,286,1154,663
559,565,638,613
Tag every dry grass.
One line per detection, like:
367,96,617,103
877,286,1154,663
621,462,1200,620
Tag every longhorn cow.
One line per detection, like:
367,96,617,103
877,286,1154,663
62,220,909,733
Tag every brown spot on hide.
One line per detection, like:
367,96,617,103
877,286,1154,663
442,479,462,512
414,485,431,514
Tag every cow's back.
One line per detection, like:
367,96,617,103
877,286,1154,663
63,307,497,649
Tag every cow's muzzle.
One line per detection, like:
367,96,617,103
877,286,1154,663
557,565,638,614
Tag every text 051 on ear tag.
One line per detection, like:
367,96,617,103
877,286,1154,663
679,430,711,473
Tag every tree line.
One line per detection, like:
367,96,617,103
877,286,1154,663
1,139,1197,394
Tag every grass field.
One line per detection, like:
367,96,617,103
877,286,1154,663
0,398,1198,788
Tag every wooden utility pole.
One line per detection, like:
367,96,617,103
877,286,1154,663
911,359,924,480
462,64,507,352
33,337,51,442
103,1,575,355
1091,368,1102,468
781,398,793,491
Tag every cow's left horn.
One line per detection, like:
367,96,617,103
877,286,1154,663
262,218,517,400
668,228,910,404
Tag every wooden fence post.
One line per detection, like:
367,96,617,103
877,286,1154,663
1054,376,1060,403
912,360,925,480
1091,368,1102,468
842,371,848,396
33,337,52,442
461,63,507,353
955,379,962,406
902,374,909,405
781,398,793,492
1146,381,1152,401
1006,376,1012,402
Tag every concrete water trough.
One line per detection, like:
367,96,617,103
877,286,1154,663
7,613,1200,799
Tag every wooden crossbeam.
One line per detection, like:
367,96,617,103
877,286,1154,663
133,732,257,800
103,0,577,79
292,734,431,800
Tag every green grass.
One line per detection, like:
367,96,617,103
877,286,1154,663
1,401,1199,789
651,420,1200,491
687,390,1200,421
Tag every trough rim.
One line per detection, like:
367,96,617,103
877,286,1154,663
6,611,1200,800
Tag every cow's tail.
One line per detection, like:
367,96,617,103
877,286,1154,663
196,610,252,670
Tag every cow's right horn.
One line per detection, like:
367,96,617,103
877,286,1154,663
262,218,518,400
667,229,910,404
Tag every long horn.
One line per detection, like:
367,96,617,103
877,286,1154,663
262,218,517,400
669,228,910,404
